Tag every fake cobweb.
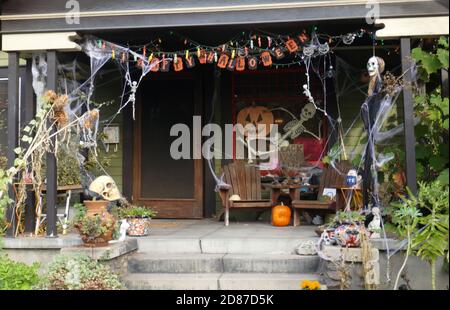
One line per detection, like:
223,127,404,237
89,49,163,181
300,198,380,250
29,34,418,277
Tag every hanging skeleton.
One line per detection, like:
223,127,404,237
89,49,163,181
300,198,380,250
360,56,385,210
128,81,138,120
273,84,321,144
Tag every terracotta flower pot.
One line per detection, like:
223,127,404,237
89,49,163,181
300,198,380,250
80,229,114,247
126,217,151,236
78,200,116,247
83,200,110,217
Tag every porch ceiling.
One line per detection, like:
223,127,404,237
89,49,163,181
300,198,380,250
1,0,448,34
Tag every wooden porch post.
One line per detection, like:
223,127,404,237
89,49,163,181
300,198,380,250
5,52,20,237
400,38,417,195
45,51,58,237
23,59,37,233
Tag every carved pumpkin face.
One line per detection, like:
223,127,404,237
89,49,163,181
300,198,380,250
237,106,274,137
271,204,292,227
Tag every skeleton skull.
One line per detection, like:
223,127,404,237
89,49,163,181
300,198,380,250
367,56,385,77
301,102,317,120
89,175,122,201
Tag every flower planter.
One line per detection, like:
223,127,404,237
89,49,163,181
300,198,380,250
83,200,110,217
76,200,116,247
126,217,151,236
80,229,114,247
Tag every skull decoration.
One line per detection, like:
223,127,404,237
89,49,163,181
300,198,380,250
301,102,317,121
303,45,316,57
368,207,382,239
367,56,385,77
89,175,122,201
318,43,330,55
342,33,356,45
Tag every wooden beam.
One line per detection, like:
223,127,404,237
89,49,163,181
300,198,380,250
376,17,449,39
1,32,81,52
45,51,58,237
400,38,417,195
5,52,20,237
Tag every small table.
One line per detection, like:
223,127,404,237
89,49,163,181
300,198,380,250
262,183,303,205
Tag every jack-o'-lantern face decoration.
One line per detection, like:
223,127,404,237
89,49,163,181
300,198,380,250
237,105,274,137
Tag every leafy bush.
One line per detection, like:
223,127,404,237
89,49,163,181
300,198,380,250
119,206,156,219
331,211,365,225
412,37,449,184
391,181,449,289
0,255,40,290
39,254,123,290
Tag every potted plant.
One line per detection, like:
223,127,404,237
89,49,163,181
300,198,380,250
72,203,116,247
119,206,156,236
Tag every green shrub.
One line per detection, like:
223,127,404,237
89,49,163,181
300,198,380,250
119,206,156,219
0,255,40,290
40,254,123,290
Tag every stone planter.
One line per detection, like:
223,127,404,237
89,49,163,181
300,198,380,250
126,217,151,236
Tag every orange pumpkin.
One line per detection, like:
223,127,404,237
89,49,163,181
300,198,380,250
271,203,292,227
236,105,274,137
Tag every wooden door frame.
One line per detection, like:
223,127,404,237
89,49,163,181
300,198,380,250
132,71,203,218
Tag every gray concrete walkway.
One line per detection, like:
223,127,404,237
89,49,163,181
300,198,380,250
135,219,319,254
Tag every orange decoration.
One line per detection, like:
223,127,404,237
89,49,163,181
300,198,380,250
226,59,236,71
261,51,272,67
199,50,207,64
160,58,171,72
185,56,196,68
248,57,257,70
235,57,246,71
285,39,299,53
173,57,184,71
217,53,229,69
274,48,285,60
298,33,309,43
271,204,291,227
236,105,274,137
150,57,160,72
206,51,215,64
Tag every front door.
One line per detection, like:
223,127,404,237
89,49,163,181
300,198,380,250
133,73,203,218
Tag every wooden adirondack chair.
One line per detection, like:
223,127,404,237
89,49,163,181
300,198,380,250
218,161,272,226
291,161,353,226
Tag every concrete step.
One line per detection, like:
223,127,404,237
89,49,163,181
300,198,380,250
128,253,320,274
223,254,319,273
136,237,316,254
123,273,320,290
128,254,224,273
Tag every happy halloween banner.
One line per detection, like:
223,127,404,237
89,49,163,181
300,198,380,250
88,28,375,72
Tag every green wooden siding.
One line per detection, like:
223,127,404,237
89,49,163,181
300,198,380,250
93,70,124,192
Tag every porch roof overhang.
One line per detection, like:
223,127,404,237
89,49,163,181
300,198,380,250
375,16,449,39
0,0,448,35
